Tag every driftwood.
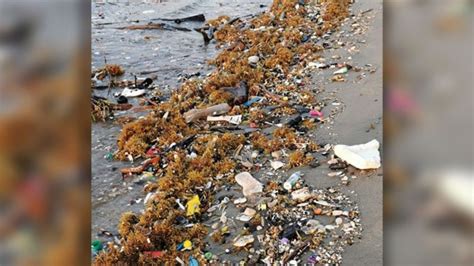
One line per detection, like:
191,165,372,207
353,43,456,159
194,27,214,44
121,156,160,177
157,14,206,24
209,126,241,133
194,13,256,44
184,103,231,123
117,23,191,32
95,14,205,27
92,85,109,90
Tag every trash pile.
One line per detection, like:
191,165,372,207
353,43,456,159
91,64,158,122
93,0,380,264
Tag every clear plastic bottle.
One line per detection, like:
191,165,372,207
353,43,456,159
283,171,302,191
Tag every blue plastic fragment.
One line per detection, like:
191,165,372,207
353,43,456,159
243,96,263,107
307,253,318,264
189,256,199,266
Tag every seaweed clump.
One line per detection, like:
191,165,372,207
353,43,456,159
96,132,245,264
94,64,125,80
320,0,351,31
116,92,199,160
288,150,313,168
250,127,318,158
91,96,113,122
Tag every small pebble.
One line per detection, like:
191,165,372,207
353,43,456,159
248,56,259,64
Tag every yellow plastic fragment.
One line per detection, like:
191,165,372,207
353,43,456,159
183,239,192,250
220,226,229,235
186,195,201,216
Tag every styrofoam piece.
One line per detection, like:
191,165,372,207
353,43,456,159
334,139,381,169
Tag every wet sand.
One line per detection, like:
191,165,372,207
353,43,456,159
312,0,383,264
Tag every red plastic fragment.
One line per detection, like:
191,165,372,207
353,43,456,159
143,251,164,258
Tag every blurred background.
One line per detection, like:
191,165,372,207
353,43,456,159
0,0,90,265
0,0,472,265
384,0,473,264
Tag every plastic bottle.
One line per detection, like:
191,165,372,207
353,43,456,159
283,171,301,191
